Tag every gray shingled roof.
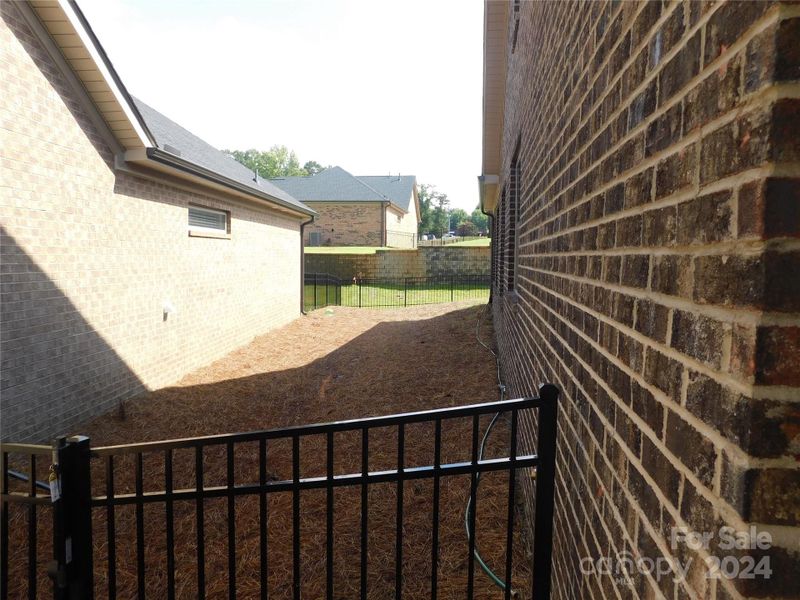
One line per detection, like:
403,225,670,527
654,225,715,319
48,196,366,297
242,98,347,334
270,167,385,203
270,168,416,213
358,175,417,213
133,98,311,215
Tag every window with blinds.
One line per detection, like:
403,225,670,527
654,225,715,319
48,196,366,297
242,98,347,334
188,205,228,233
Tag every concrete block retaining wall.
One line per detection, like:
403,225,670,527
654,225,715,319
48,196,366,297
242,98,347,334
305,246,490,280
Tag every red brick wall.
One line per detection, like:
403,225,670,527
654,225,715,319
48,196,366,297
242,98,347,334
490,1,799,598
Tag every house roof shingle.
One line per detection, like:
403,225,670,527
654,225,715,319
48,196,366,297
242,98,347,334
357,175,417,213
270,167,416,213
133,98,312,215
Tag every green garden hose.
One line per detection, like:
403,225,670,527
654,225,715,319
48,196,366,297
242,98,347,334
467,303,520,596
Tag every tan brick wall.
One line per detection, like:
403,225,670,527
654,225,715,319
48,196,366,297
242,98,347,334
304,201,384,246
385,202,418,248
1,3,303,442
490,1,800,598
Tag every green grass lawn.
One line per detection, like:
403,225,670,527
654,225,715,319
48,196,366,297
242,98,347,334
448,238,491,247
304,246,396,254
305,239,490,252
304,281,489,310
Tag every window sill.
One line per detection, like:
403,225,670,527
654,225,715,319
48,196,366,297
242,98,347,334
188,229,231,240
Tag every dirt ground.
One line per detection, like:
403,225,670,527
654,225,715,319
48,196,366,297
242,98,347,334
9,301,535,599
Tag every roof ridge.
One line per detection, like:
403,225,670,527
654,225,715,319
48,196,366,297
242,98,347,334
315,166,389,203
352,175,390,202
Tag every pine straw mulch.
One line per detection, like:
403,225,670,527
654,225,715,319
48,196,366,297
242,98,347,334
7,301,536,599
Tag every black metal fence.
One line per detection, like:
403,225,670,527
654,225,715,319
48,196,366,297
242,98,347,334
304,273,342,310
304,274,491,311
1,387,559,600
417,236,486,247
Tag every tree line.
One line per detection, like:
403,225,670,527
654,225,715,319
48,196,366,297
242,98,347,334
225,146,326,178
226,148,489,237
417,184,488,237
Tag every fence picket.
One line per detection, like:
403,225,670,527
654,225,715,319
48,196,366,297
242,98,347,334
1,394,559,599
304,273,490,311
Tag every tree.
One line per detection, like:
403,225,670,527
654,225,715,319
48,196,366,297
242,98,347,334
417,183,437,234
225,146,309,178
449,208,469,231
456,220,478,236
470,206,488,234
417,184,451,236
303,161,325,175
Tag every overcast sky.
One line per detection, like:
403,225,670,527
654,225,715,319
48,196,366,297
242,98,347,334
79,0,484,212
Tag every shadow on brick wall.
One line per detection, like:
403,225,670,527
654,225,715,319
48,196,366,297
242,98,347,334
0,227,145,442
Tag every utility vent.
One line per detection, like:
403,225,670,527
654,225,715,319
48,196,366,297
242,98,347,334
163,144,182,156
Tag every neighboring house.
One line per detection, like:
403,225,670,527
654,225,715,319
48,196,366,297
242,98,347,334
270,167,420,248
0,1,315,441
480,1,799,599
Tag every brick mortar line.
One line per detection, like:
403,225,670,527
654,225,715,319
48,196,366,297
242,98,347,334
527,0,679,187
519,261,800,330
500,304,755,598
750,523,800,553
500,312,672,599
553,398,696,600
521,1,603,170
550,448,633,600
519,235,800,259
518,269,799,407
505,299,791,589
780,1,800,20
522,157,800,247
550,470,600,598
525,4,782,221
524,264,800,341
523,71,800,245
517,279,800,469
510,268,798,407
523,76,800,244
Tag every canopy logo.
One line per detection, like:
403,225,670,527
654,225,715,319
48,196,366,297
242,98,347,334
580,526,773,585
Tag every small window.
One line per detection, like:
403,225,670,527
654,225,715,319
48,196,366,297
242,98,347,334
188,205,229,236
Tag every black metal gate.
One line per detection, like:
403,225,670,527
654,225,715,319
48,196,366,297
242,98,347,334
2,386,558,599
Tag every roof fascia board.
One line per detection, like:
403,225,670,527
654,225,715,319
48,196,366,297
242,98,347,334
481,0,509,178
14,1,124,156
302,200,385,205
126,148,315,218
56,0,155,147
386,203,407,216
115,156,310,221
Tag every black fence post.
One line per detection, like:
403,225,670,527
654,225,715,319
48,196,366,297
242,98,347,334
531,384,559,600
450,276,454,302
358,279,362,308
404,278,408,307
51,435,94,600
